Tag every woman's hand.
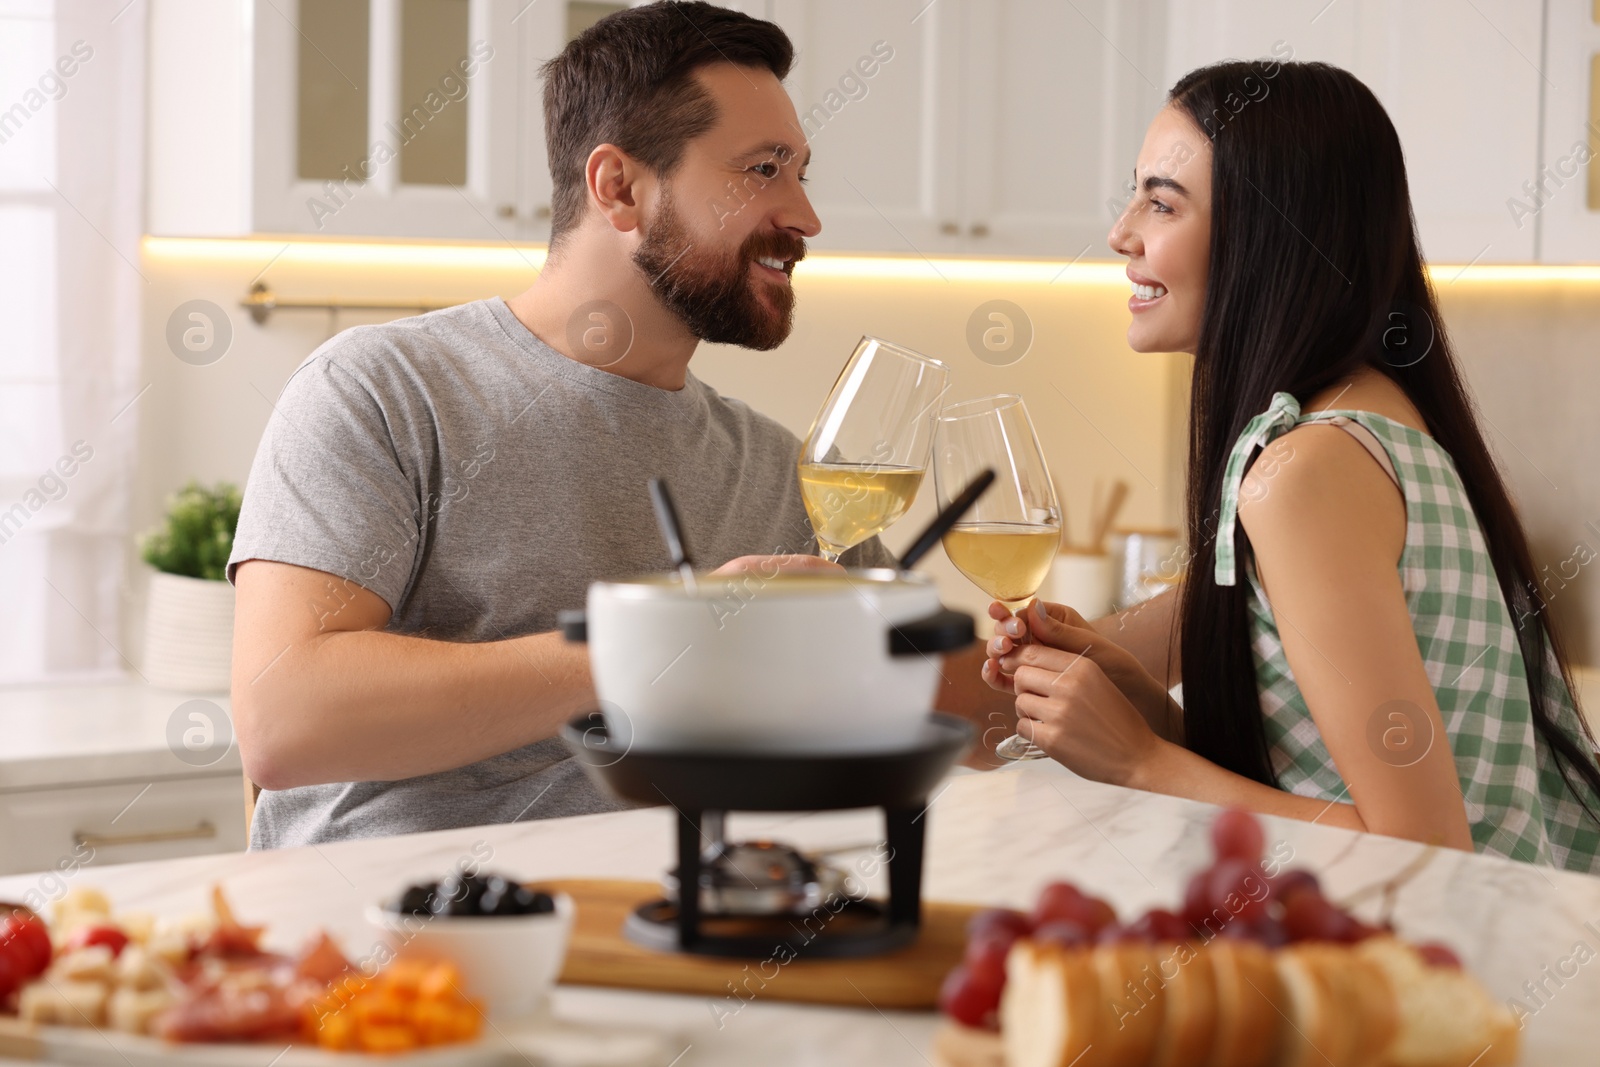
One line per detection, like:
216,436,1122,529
983,600,1182,742
999,636,1167,786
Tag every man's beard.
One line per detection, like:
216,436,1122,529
631,189,806,351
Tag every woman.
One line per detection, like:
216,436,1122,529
985,60,1600,873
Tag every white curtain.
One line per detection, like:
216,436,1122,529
0,0,144,684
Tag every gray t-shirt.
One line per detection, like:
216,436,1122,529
229,297,892,849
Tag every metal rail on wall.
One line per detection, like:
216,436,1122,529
240,282,451,326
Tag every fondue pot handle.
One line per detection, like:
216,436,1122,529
888,608,974,656
558,609,587,643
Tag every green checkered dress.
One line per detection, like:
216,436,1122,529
1214,391,1600,873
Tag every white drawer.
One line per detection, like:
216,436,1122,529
0,775,247,877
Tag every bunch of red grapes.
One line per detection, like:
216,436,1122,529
939,809,1462,1030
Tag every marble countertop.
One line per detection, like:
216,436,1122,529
0,758,1596,1064
4,672,1591,794
0,679,240,791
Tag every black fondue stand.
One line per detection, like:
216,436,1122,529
561,711,973,958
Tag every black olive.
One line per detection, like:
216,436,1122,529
487,885,525,914
434,872,490,916
410,872,550,918
499,889,537,915
392,884,435,916
478,876,512,914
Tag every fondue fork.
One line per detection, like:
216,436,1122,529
648,477,698,595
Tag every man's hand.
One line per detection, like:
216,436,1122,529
712,554,844,576
232,560,593,790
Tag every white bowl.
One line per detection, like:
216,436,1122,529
364,893,574,1019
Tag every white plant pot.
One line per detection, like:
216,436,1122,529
143,571,236,692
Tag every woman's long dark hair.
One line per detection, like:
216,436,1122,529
1170,61,1600,816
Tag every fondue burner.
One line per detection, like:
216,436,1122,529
662,829,853,916
560,711,973,958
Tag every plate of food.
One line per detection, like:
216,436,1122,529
0,870,572,1065
931,809,1521,1067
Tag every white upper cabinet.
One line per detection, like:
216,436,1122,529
1165,0,1545,264
147,0,1590,263
253,0,521,240
1538,0,1600,262
148,0,586,240
147,0,254,237
957,0,1169,259
766,0,965,256
767,0,1167,257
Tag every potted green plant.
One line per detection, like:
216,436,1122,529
140,482,242,692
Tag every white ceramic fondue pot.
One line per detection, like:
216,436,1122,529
560,569,973,754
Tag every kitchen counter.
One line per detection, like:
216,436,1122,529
0,680,247,876
0,680,240,791
1,758,1596,1064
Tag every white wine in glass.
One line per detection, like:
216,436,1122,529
797,462,925,556
799,337,950,561
941,522,1061,606
934,395,1062,761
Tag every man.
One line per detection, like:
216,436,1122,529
230,1,1007,849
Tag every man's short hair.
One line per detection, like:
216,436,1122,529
540,1,795,245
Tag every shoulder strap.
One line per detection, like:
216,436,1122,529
1300,416,1401,488
1214,392,1302,587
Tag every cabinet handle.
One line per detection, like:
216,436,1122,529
969,223,990,238
74,822,217,850
940,221,960,235
495,203,517,218
534,204,551,220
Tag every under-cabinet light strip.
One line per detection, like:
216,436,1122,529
142,237,1600,285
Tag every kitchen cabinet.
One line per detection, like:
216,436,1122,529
1538,0,1600,261
0,775,246,879
767,0,1167,257
956,0,1169,259
764,0,963,256
0,681,248,877
146,0,1588,263
146,0,799,241
147,0,1165,256
1164,0,1547,264
148,0,569,240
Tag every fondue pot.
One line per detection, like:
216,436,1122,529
560,569,973,753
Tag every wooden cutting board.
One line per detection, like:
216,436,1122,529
931,1021,1005,1067
548,878,982,1010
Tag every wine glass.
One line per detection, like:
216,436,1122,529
798,337,950,562
934,395,1063,761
